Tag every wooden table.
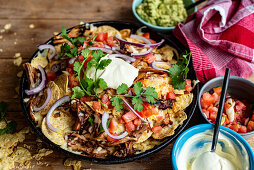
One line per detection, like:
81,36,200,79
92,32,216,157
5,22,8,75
0,0,253,169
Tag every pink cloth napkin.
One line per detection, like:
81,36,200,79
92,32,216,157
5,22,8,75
173,0,254,83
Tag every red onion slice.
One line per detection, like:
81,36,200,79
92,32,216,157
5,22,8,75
88,47,113,54
112,46,120,51
102,112,129,139
25,65,46,95
150,62,171,72
46,95,70,132
104,44,111,49
68,58,76,65
108,54,136,63
131,48,153,57
130,34,151,45
115,34,150,48
38,44,56,59
33,88,52,112
122,99,150,123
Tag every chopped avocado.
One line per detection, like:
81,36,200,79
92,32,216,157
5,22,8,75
136,0,187,27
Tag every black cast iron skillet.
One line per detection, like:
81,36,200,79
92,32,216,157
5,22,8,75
20,21,199,164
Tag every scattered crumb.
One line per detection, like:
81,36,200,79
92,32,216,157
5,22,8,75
17,71,23,78
0,35,2,39
29,24,35,29
14,53,21,58
0,29,5,33
13,57,22,66
23,144,32,150
33,149,53,161
14,42,17,45
64,158,82,170
53,32,59,36
36,138,42,143
31,38,34,41
13,94,19,99
0,49,3,53
80,21,84,25
4,23,11,30
14,32,17,35
15,86,19,95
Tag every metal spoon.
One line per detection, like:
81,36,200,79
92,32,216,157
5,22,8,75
211,68,231,152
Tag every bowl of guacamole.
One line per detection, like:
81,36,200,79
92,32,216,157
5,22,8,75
132,0,197,32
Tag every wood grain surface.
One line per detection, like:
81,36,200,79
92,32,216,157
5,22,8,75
0,0,253,170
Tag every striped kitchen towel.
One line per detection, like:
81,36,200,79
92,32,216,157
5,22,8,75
173,0,254,83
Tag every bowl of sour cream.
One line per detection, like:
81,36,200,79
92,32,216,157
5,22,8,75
172,124,254,170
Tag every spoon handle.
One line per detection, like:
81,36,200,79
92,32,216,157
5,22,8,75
211,68,231,152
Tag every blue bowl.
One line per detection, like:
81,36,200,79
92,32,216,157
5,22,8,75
172,124,254,170
132,0,197,33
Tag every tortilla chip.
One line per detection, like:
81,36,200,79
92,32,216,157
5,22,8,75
133,139,161,153
64,158,82,170
172,93,193,113
37,81,62,116
54,73,69,96
152,110,187,139
120,29,131,39
136,129,153,144
94,25,121,37
41,109,75,147
31,53,48,69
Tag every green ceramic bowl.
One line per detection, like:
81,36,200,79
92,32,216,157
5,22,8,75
132,0,197,33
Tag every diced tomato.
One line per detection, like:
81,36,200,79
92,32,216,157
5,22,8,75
101,94,113,109
224,102,232,110
207,106,218,115
95,32,108,42
213,87,222,95
166,91,176,99
152,126,162,133
107,132,119,142
238,125,247,133
108,118,118,133
211,93,219,102
143,53,156,64
133,118,142,126
46,71,57,81
210,112,217,122
235,100,246,111
200,98,209,109
163,117,170,125
94,42,105,47
106,36,115,47
227,124,240,132
156,116,163,122
80,96,94,102
139,102,158,117
202,109,209,118
247,121,254,132
125,121,136,132
142,32,150,39
122,111,137,123
92,101,101,112
185,79,192,92
202,92,216,106
68,74,79,88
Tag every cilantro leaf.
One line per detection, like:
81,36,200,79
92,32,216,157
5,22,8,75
81,77,94,95
81,48,91,58
5,121,17,134
134,81,143,96
117,83,128,95
143,87,158,104
0,102,17,135
71,86,85,99
132,97,143,112
169,52,191,89
110,96,124,111
97,59,112,70
73,61,81,73
97,78,108,90
61,26,72,42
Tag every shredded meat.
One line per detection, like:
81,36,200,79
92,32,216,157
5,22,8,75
152,99,176,110
23,63,38,89
133,124,150,139
107,137,137,146
53,26,84,44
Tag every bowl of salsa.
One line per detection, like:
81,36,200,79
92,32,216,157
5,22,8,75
198,76,254,139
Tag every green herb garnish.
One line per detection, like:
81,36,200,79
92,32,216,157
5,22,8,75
0,102,17,135
169,52,191,89
110,81,158,112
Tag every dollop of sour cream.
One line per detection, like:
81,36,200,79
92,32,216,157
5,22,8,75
178,130,249,170
86,55,139,89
